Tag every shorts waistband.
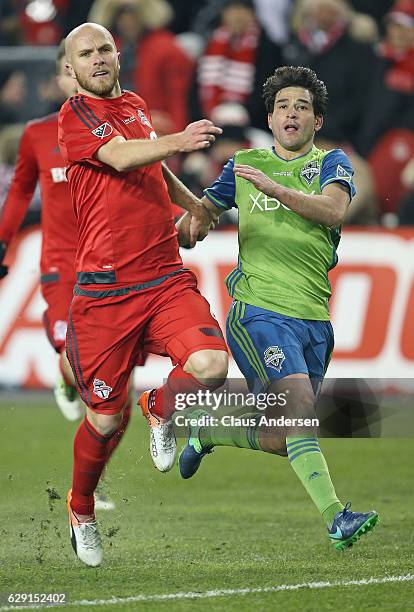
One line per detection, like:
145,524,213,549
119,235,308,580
41,272,60,284
74,268,188,298
77,270,116,284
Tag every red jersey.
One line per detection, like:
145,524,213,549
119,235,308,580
0,113,77,281
58,90,182,286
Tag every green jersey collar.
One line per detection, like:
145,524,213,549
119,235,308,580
271,144,317,163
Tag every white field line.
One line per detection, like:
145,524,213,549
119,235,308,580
1,574,413,611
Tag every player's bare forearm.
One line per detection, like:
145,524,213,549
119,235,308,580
97,120,222,172
161,170,220,244
200,196,222,222
234,164,349,227
271,184,348,227
97,135,186,171
162,166,215,246
162,164,202,217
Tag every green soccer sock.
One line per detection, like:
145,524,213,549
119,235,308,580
199,412,262,451
286,436,343,525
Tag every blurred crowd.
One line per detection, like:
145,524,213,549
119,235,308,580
2,0,414,227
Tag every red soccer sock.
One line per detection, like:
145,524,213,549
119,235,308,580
71,418,115,516
151,365,211,420
105,397,132,462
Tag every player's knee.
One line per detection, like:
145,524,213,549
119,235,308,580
269,376,315,422
297,395,315,420
87,410,122,436
184,349,228,388
259,433,287,456
204,350,228,384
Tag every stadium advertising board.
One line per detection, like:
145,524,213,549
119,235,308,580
0,227,413,388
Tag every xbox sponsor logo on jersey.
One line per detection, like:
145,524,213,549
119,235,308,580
300,160,320,186
93,378,113,399
92,122,113,139
264,346,285,372
249,192,291,213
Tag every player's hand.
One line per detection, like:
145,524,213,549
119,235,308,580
189,202,218,245
188,216,216,245
234,164,278,198
0,241,8,279
178,120,223,153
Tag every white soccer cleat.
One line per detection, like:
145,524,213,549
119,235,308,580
138,390,177,472
67,490,103,567
54,376,83,421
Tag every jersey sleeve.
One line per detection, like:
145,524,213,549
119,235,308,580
0,125,39,244
204,158,237,210
320,149,356,200
58,97,122,167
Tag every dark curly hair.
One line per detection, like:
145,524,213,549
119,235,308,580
263,66,328,117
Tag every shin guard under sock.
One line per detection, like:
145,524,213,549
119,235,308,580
151,365,211,420
71,418,115,515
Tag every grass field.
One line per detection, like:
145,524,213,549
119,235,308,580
0,393,413,612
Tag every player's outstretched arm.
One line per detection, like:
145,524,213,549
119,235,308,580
162,164,219,245
234,164,350,227
97,120,223,173
162,163,209,218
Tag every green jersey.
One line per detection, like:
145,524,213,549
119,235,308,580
204,146,355,321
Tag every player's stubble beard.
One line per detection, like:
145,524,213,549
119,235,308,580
75,64,120,97
279,124,314,152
